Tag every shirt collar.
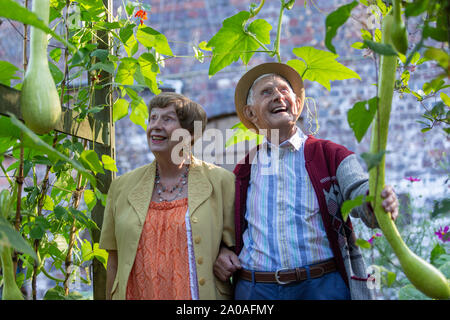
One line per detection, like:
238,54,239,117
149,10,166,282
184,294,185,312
262,127,306,152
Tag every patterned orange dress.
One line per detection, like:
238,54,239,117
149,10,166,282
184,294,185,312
126,198,192,300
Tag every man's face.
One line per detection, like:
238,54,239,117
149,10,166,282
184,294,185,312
244,75,302,136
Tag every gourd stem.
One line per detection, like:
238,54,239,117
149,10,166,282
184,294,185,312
29,0,50,66
393,0,401,22
274,1,285,63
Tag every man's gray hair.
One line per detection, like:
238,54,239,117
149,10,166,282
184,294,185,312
246,73,295,106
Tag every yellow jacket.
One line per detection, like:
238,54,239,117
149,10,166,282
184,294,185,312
99,157,235,300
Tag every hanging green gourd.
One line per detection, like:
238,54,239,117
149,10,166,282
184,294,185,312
20,0,61,135
369,0,449,300
0,247,24,300
0,190,24,300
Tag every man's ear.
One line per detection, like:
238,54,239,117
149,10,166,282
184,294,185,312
243,105,256,123
294,96,305,119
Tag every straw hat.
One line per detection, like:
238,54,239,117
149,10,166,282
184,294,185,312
234,62,305,132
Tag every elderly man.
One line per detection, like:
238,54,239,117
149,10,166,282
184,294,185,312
214,63,399,300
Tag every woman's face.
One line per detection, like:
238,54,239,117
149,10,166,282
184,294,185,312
147,104,188,156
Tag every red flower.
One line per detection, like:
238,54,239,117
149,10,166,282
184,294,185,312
404,176,420,182
134,9,147,25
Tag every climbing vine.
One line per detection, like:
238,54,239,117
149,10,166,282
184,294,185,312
0,0,448,299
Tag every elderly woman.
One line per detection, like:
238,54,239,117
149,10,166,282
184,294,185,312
99,92,235,300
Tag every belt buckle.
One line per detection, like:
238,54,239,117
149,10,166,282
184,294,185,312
274,268,291,285
314,266,325,278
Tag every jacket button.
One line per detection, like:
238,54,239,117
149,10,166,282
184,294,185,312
197,257,203,265
199,278,205,286
192,217,198,223
194,236,201,244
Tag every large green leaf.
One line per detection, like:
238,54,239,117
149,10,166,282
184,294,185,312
0,0,73,51
79,150,105,175
112,98,129,122
288,46,360,90
207,11,271,76
363,39,398,56
102,154,118,172
347,97,378,142
0,217,37,260
138,53,160,95
7,113,96,187
0,61,20,86
341,194,372,221
225,122,263,148
325,1,359,54
129,97,148,131
77,0,105,20
115,58,138,85
136,26,173,56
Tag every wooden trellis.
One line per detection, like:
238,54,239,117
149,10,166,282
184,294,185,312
0,0,115,300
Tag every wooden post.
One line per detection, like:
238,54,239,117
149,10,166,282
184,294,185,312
90,0,114,300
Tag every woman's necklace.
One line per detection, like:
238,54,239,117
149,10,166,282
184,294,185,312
155,164,189,202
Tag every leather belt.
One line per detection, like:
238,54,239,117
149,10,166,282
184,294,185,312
238,259,337,285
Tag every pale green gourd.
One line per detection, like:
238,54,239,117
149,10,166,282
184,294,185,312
369,11,450,300
20,0,61,135
0,247,24,300
0,190,24,300
390,0,408,55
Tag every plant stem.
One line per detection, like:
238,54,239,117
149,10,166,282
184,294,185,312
0,162,14,187
31,133,59,300
249,0,265,18
274,1,286,62
23,0,28,72
63,139,88,296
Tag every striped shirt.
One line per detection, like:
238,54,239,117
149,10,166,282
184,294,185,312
239,128,334,271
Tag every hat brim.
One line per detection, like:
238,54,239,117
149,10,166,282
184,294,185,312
234,62,305,132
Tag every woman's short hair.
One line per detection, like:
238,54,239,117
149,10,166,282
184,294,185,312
148,92,208,139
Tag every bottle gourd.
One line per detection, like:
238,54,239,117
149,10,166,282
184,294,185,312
369,3,450,300
20,0,61,135
0,190,24,300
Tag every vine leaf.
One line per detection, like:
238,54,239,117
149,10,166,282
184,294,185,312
355,238,371,249
136,26,173,56
364,40,398,56
347,97,378,142
115,58,138,85
288,46,361,90
102,155,118,172
0,217,37,260
113,98,129,122
0,61,20,86
7,113,96,187
361,150,387,171
129,97,148,131
341,194,373,222
207,11,271,76
225,122,263,148
80,150,105,175
138,53,161,95
325,0,359,54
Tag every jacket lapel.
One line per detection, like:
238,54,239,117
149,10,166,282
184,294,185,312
188,157,212,216
127,161,156,226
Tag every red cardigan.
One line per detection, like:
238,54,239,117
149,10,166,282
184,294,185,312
233,135,357,287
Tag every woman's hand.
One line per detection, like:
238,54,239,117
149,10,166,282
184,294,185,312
213,246,242,282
